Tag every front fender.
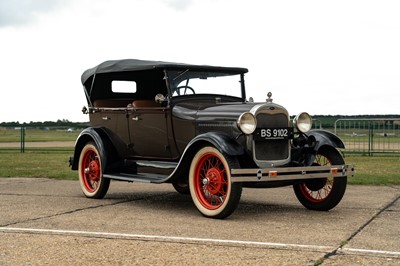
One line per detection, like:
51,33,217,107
70,127,114,171
306,129,345,150
186,132,245,156
303,129,345,165
167,132,244,183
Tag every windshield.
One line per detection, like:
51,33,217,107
167,70,244,99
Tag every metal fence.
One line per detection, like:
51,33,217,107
0,127,78,153
1,119,400,155
334,119,400,155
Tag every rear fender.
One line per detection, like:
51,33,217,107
71,127,114,171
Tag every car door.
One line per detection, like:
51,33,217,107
89,107,132,157
128,104,174,159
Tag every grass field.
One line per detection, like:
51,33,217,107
344,154,399,185
0,150,398,185
0,151,76,179
0,127,398,185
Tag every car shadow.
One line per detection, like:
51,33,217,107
102,190,306,220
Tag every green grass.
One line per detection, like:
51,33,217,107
0,151,399,185
345,154,400,185
0,151,77,180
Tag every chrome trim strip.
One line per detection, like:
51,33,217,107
231,164,354,183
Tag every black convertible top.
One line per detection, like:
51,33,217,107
81,59,248,86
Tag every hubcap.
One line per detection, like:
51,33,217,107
205,168,224,194
81,149,101,192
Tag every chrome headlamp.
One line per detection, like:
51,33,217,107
237,112,257,135
293,112,312,133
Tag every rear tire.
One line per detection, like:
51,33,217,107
172,179,190,194
293,146,347,211
189,146,242,219
78,142,110,199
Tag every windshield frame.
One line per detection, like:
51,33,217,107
165,69,246,102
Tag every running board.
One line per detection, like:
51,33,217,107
103,172,169,183
136,160,177,169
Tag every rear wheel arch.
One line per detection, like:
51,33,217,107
71,128,118,172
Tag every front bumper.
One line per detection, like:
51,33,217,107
231,164,354,183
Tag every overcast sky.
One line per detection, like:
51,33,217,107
0,0,399,122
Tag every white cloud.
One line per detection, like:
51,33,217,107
162,0,194,10
0,0,399,122
0,0,68,26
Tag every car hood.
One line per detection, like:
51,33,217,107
172,101,259,121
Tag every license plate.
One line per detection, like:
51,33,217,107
254,128,293,140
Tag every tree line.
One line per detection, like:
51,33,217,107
0,119,89,129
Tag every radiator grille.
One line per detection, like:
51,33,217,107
254,113,289,161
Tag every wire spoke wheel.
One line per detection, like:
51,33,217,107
196,153,227,209
82,150,101,192
300,154,334,202
189,146,242,219
293,146,347,211
78,142,110,199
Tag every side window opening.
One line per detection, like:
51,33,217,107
112,80,137,93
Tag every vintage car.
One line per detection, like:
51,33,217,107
70,59,354,219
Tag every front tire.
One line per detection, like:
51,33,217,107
189,146,242,219
293,146,347,211
78,142,110,199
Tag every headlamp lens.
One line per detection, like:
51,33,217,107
237,112,257,135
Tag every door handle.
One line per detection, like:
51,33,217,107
132,116,141,121
102,116,110,120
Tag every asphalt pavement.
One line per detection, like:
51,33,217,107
0,177,399,265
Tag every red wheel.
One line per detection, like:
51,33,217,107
78,142,110,199
189,146,242,219
293,146,347,211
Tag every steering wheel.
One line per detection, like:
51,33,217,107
175,85,195,96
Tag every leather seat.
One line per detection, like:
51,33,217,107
131,100,161,108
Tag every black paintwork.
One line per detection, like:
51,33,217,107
72,59,346,186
